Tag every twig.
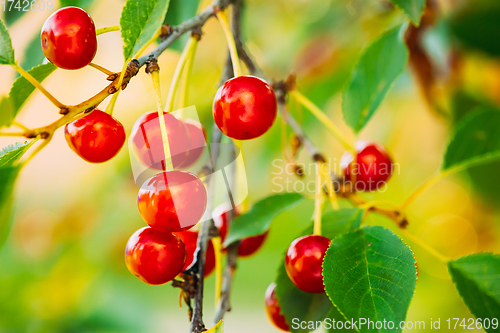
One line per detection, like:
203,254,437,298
88,63,115,75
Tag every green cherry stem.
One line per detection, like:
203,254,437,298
213,235,223,307
400,229,450,264
150,69,174,172
11,63,66,110
105,61,128,115
165,36,199,114
313,162,323,236
88,63,114,75
216,10,243,77
95,25,120,36
290,90,355,151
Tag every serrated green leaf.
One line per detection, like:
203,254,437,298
443,109,500,171
206,320,224,333
387,0,425,26
120,0,171,60
0,166,21,248
448,253,500,333
223,193,304,246
0,140,35,168
0,63,56,128
0,19,15,65
323,226,417,333
342,25,408,133
275,208,364,333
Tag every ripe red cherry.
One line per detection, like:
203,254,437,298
125,227,186,285
212,203,268,257
130,111,191,170
213,75,277,140
178,119,207,168
341,140,394,192
64,109,126,163
138,171,207,232
174,230,215,277
41,7,97,70
285,235,331,294
265,283,290,332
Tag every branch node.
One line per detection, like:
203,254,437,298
106,73,119,81
108,86,118,94
40,132,50,139
313,153,326,163
59,108,70,115
85,106,95,114
145,59,160,74
191,27,203,41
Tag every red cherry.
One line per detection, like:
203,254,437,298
285,235,331,294
138,171,207,232
174,230,215,277
41,7,97,70
213,75,277,140
64,109,125,163
340,141,393,192
178,119,207,168
125,227,186,285
212,203,268,257
265,283,290,332
130,111,191,170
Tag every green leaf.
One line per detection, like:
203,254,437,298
387,0,425,26
223,193,304,246
275,208,364,333
206,320,224,333
0,63,56,128
323,226,417,333
443,109,500,171
0,19,15,65
342,25,409,133
448,253,500,332
120,0,171,60
0,140,36,167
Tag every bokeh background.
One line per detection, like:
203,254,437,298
1,0,500,332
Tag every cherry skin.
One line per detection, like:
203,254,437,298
138,171,207,232
213,75,277,140
340,140,393,192
41,7,97,70
130,111,191,170
212,203,268,257
174,230,215,277
125,227,186,285
265,283,290,332
178,119,207,168
285,235,331,294
64,109,126,163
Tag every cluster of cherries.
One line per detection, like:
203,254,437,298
40,6,395,330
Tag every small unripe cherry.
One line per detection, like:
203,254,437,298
130,111,191,170
64,109,126,163
41,7,97,70
265,283,290,332
285,235,331,294
213,75,277,140
340,140,393,192
138,171,207,232
125,227,186,285
174,230,215,277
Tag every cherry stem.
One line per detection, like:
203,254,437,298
216,10,243,78
11,63,66,110
12,121,30,131
213,236,223,307
134,27,163,59
313,162,323,236
321,162,339,210
150,69,174,172
0,131,26,137
95,25,120,36
88,63,114,75
21,136,48,166
290,90,355,151
179,37,199,111
400,228,450,264
166,37,199,114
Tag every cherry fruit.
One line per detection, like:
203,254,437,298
213,75,277,140
41,7,97,70
130,111,191,170
64,109,126,163
265,283,290,332
178,119,207,168
285,235,331,293
125,227,186,285
341,141,393,192
212,204,268,257
174,230,215,277
138,171,207,232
